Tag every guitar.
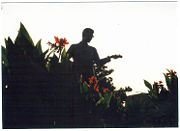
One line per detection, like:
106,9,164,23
109,54,123,59
97,54,123,67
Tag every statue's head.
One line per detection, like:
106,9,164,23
82,28,94,43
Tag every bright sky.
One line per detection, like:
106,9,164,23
0,0,179,95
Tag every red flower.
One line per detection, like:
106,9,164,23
89,76,94,80
159,81,163,84
170,69,174,73
157,86,162,89
165,73,170,76
103,88,109,93
94,83,97,89
54,36,69,47
54,36,59,44
89,78,93,84
88,76,99,91
89,76,98,83
96,86,100,92
154,82,158,85
168,69,177,76
89,76,95,84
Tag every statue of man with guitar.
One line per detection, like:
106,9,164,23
67,28,122,124
67,28,122,82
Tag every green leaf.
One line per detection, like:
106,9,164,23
83,81,89,93
117,98,122,107
15,22,34,46
103,93,112,107
166,69,171,73
5,37,14,50
98,92,102,97
61,48,66,61
36,39,42,54
46,62,51,72
42,49,49,58
1,46,8,67
96,97,104,106
61,48,69,63
144,80,153,92
163,73,171,90
152,84,158,99
20,22,34,45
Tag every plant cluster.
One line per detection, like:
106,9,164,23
2,23,178,128
144,69,178,101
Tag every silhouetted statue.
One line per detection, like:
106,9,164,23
67,28,122,126
67,28,122,82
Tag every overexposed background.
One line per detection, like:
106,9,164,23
1,0,179,95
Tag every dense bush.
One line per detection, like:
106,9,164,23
2,23,178,128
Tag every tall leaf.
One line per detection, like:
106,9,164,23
1,46,8,67
15,22,34,46
103,93,113,108
15,23,35,51
144,80,153,92
36,39,42,54
163,73,171,90
152,84,158,99
61,48,69,62
96,97,104,106
5,37,14,50
83,81,89,93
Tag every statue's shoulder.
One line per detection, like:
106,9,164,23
69,43,79,49
88,45,97,51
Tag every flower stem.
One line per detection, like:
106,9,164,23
59,47,62,63
46,50,55,59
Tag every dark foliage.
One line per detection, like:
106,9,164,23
2,23,178,128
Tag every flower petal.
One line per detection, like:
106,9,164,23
54,36,59,44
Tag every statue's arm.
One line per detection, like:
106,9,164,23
99,57,111,65
93,48,111,66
